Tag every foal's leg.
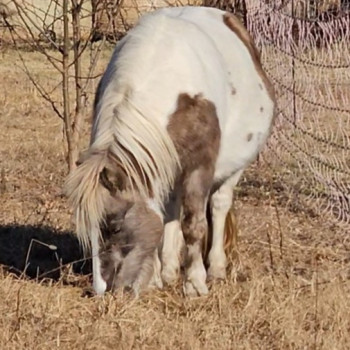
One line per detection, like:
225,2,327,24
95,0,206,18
182,168,212,297
161,191,184,285
207,170,243,280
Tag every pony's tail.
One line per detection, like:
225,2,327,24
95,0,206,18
64,150,108,253
224,205,239,258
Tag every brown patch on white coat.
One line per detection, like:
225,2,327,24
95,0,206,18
230,83,237,96
166,93,221,296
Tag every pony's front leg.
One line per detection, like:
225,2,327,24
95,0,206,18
182,168,211,297
161,190,184,285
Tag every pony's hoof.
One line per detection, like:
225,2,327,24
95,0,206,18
207,266,227,281
161,266,179,285
183,279,209,297
148,274,163,289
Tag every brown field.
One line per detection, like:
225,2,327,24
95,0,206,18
0,48,349,350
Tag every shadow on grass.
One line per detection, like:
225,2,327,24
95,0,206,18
0,224,91,281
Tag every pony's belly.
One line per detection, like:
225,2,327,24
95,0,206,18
214,114,272,182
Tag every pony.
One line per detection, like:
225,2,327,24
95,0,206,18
64,6,276,297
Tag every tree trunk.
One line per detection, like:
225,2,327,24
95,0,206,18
71,0,83,171
62,0,75,172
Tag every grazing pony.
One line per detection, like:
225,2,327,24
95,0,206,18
64,6,276,297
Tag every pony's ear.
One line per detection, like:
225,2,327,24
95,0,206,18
100,165,127,195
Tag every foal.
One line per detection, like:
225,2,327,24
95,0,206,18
64,6,276,297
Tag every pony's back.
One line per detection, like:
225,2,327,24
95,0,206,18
92,8,230,139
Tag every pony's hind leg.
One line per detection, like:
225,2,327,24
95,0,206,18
182,167,213,297
207,170,243,280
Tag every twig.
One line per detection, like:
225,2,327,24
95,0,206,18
6,19,63,120
37,256,90,279
11,0,62,55
24,239,58,274
269,173,289,280
266,229,276,286
6,286,23,344
313,252,319,350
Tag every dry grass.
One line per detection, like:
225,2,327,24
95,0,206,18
1,48,349,350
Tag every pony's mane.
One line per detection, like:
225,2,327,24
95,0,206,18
92,88,180,204
64,150,109,252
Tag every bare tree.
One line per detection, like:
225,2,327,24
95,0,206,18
4,0,112,172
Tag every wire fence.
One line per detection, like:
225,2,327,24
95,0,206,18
242,0,350,226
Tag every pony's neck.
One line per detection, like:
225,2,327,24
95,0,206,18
115,189,164,223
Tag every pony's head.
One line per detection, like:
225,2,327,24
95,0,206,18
66,152,164,296
98,192,163,294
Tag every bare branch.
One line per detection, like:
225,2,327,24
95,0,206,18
11,0,63,71
62,0,74,170
5,19,63,120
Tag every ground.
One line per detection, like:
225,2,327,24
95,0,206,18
0,48,349,350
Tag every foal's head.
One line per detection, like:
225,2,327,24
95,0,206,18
95,165,163,295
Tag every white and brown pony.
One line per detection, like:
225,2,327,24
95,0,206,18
64,6,276,297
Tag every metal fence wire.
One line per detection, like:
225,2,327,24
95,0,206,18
238,0,350,226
